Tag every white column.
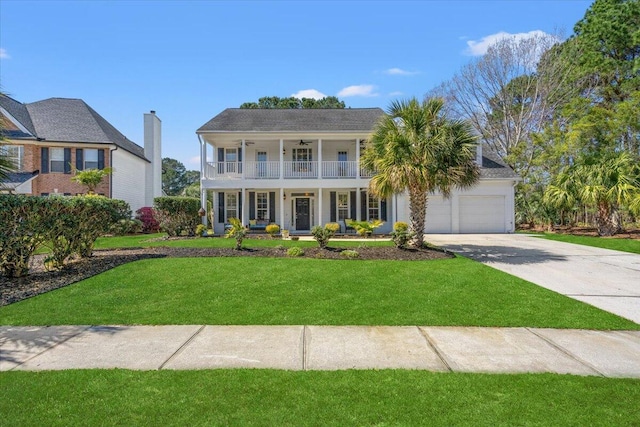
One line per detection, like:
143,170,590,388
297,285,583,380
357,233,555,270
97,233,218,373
318,139,322,178
241,139,246,179
318,187,323,226
199,136,206,179
241,188,247,227
280,188,285,231
355,138,360,179
279,139,284,179
201,188,208,228
356,188,361,221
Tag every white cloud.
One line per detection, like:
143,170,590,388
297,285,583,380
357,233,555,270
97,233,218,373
384,68,419,76
337,85,378,97
0,48,9,59
291,89,326,100
388,91,404,97
465,30,549,56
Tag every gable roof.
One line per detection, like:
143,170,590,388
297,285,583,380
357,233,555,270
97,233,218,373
480,149,520,179
0,95,36,138
197,108,386,133
0,95,147,161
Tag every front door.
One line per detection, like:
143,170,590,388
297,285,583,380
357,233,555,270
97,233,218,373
295,198,310,230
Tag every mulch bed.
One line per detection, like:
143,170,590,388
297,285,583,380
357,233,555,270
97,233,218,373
0,244,453,307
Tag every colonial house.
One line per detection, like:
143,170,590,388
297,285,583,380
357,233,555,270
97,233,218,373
197,108,519,235
0,95,162,212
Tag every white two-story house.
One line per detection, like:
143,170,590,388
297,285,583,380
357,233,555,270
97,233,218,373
196,108,519,235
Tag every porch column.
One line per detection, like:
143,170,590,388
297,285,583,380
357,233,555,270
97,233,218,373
241,139,246,179
280,188,285,232
200,188,208,228
356,188,361,221
318,139,322,178
241,188,247,227
279,139,284,179
355,138,360,179
318,187,323,226
199,135,206,179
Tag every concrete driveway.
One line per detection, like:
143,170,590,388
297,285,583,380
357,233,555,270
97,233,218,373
425,234,640,324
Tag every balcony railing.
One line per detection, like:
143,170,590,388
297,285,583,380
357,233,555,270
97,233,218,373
205,161,376,180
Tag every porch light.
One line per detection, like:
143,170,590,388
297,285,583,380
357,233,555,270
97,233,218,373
283,148,286,155
198,207,206,217
283,194,287,200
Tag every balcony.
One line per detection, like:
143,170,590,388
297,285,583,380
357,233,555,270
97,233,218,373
205,161,376,180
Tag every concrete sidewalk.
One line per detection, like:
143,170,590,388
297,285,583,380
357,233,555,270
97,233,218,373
2,325,639,378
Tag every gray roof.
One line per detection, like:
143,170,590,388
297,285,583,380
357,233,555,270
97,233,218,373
0,95,147,161
480,149,520,179
0,171,39,191
0,95,36,137
197,108,386,133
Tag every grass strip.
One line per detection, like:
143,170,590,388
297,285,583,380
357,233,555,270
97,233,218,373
1,370,639,426
532,233,640,254
1,257,636,329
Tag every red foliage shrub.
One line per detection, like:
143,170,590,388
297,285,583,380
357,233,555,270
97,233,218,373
135,207,160,233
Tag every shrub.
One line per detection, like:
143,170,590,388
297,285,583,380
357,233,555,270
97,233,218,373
265,223,280,238
311,223,340,248
390,221,414,249
0,195,49,277
287,246,304,257
225,218,246,250
154,196,200,236
195,224,207,237
340,249,360,259
135,207,160,233
348,219,384,237
110,219,143,236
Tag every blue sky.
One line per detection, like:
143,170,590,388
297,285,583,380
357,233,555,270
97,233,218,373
1,0,592,169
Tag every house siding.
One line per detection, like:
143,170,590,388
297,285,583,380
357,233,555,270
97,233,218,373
112,149,147,212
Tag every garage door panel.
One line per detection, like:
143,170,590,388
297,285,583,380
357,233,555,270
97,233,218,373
425,196,451,233
459,196,505,233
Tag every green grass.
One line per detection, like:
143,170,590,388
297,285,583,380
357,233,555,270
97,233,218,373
1,370,639,426
1,257,637,329
533,232,640,254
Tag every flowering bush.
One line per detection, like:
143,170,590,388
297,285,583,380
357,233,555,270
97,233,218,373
135,207,160,233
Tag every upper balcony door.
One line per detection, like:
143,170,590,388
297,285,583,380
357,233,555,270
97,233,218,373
255,151,267,177
218,147,242,175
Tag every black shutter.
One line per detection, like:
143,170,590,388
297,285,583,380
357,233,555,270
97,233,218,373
361,191,367,220
97,149,105,170
41,147,49,173
249,192,256,220
238,148,242,174
381,197,388,221
269,192,276,221
218,192,224,223
350,191,356,219
76,149,84,171
238,191,242,220
218,148,224,163
63,148,72,174
330,192,336,222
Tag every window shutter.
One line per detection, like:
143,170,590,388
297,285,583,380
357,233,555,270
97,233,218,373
63,148,72,174
361,191,367,220
41,147,49,174
218,192,224,223
76,149,84,171
97,149,105,170
381,197,388,221
217,148,224,163
330,192,336,222
249,192,256,221
238,147,242,162
238,192,242,220
350,191,356,219
269,192,276,221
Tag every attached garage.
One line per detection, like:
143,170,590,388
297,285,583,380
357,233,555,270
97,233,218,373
459,196,506,233
425,196,452,233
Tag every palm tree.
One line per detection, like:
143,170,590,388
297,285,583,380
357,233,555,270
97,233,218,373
362,97,480,247
545,151,640,236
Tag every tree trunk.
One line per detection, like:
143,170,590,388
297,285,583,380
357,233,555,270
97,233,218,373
596,202,619,236
408,186,427,247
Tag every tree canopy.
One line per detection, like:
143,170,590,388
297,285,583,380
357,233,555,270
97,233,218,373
162,158,200,196
240,96,346,109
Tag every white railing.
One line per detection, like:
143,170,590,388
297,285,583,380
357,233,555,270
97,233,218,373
244,161,280,179
205,160,376,179
322,161,357,178
284,161,318,178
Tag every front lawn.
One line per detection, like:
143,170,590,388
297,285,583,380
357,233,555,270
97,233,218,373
1,370,639,426
534,233,640,254
1,256,636,329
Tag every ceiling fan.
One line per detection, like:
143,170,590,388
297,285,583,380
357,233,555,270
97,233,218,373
237,141,255,146
298,140,312,146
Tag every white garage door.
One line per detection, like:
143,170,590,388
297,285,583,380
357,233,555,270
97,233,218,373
425,196,452,233
459,196,506,233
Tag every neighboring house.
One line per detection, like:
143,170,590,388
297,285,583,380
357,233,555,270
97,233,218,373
196,108,520,234
0,95,162,212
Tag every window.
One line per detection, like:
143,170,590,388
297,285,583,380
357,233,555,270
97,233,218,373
50,148,65,173
256,151,267,177
293,148,312,173
0,145,23,170
225,148,238,173
256,192,268,220
368,193,381,220
84,149,99,170
225,193,238,221
337,192,349,221
338,151,348,176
